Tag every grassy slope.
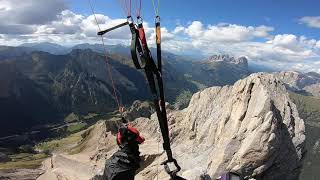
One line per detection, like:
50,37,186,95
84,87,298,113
0,109,121,170
35,132,83,154
0,129,85,170
0,153,48,170
289,92,320,180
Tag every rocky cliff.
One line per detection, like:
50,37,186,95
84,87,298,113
275,71,320,97
38,73,306,180
189,55,250,88
207,54,248,68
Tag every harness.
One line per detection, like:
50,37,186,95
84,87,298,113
89,0,181,177
96,11,181,180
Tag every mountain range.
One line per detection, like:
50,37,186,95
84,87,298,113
0,43,250,138
1,43,320,179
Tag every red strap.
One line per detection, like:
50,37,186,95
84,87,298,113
127,125,139,134
128,125,145,144
117,131,122,144
117,125,145,145
138,27,147,48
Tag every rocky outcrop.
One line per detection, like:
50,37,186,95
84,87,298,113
190,55,250,88
275,71,320,97
38,73,306,180
123,100,154,121
207,54,248,68
303,83,320,97
135,73,306,180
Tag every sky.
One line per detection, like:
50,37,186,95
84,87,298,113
0,0,320,72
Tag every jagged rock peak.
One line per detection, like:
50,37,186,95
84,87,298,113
276,71,320,84
206,54,248,65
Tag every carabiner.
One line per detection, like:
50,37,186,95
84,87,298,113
161,158,181,177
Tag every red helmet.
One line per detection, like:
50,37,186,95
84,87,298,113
117,125,145,145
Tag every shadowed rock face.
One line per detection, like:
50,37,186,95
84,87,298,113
39,73,306,180
0,152,10,162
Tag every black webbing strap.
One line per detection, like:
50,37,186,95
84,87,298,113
135,16,181,177
128,17,180,174
144,60,171,155
143,54,181,175
154,16,172,161
129,22,145,69
154,17,169,156
131,19,181,175
97,21,129,36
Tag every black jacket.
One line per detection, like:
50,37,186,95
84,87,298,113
102,142,141,180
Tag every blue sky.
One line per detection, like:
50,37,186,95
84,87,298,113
67,0,320,39
0,0,320,72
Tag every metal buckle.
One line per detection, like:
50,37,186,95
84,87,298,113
127,16,133,24
137,16,143,25
155,15,160,23
161,158,181,177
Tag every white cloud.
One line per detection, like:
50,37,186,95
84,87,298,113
253,25,274,38
0,7,320,73
0,0,67,25
0,24,36,34
148,27,174,45
158,26,320,73
35,10,83,35
0,9,136,46
184,21,273,43
185,21,204,38
0,0,67,35
173,26,185,34
291,62,320,73
81,14,131,40
298,16,320,28
270,34,318,53
151,21,320,73
316,41,320,49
